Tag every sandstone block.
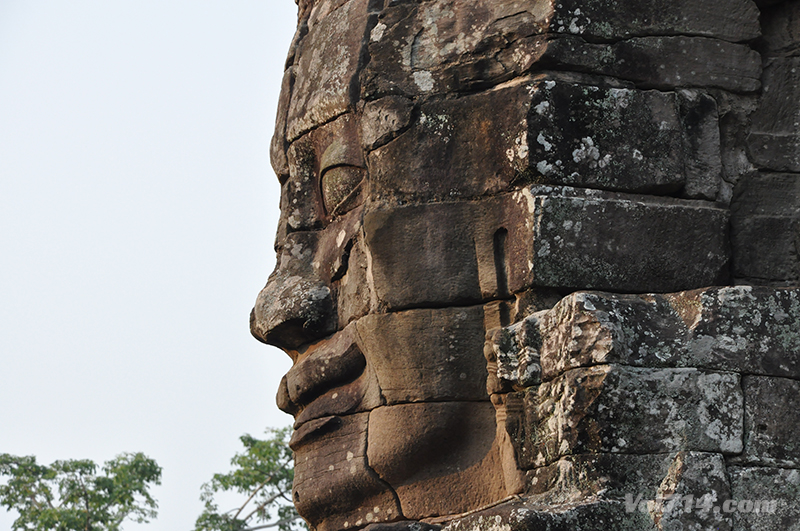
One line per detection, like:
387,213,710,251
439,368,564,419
746,57,800,172
356,306,489,403
362,0,548,98
439,498,660,531
735,375,800,468
551,0,759,42
491,287,800,382
526,452,733,530
679,90,723,199
732,172,800,282
507,186,730,293
529,365,743,465
364,188,729,310
528,82,685,193
368,79,726,201
362,0,759,99
367,402,506,520
292,412,402,531
363,197,512,309
728,466,800,531
270,66,294,181
542,35,762,92
366,84,533,203
360,95,413,151
760,1,800,56
286,0,369,140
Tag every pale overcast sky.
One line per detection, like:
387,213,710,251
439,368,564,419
0,1,298,529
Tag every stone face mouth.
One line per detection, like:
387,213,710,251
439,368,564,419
278,323,372,447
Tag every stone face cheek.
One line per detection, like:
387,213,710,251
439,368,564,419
363,187,729,310
292,413,402,531
367,403,505,520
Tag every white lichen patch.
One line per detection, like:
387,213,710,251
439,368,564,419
412,70,435,92
534,100,551,115
537,132,553,152
572,137,601,164
370,22,386,42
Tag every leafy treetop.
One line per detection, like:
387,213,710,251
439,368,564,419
0,452,161,531
194,426,304,531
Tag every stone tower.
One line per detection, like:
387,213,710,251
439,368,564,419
252,1,800,529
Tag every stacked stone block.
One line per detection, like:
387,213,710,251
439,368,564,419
487,287,800,530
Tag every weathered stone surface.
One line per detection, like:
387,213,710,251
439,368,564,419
253,207,365,348
729,466,800,531
528,81,685,193
761,0,800,56
286,0,369,140
439,498,657,531
508,186,730,293
366,84,531,203
364,522,441,531
542,35,762,92
362,0,759,99
253,1,794,529
746,57,800,172
368,78,727,201
356,306,489,403
251,237,336,349
362,198,504,309
367,402,506,519
529,365,743,465
361,0,548,98
292,412,402,531
526,452,733,530
360,95,413,151
551,0,760,42
732,172,800,282
734,375,800,467
336,236,372,327
271,66,294,181
364,188,729,310
491,287,800,382
679,90,723,199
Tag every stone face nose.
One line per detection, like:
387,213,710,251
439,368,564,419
250,268,335,350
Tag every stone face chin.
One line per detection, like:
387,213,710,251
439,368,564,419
253,0,800,529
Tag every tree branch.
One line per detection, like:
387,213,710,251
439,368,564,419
242,490,286,523
244,514,302,531
232,474,274,521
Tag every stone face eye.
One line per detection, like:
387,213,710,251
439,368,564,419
320,165,365,216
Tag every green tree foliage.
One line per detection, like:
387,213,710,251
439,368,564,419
0,452,161,531
194,427,304,531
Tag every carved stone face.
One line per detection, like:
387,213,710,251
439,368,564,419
251,1,752,530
